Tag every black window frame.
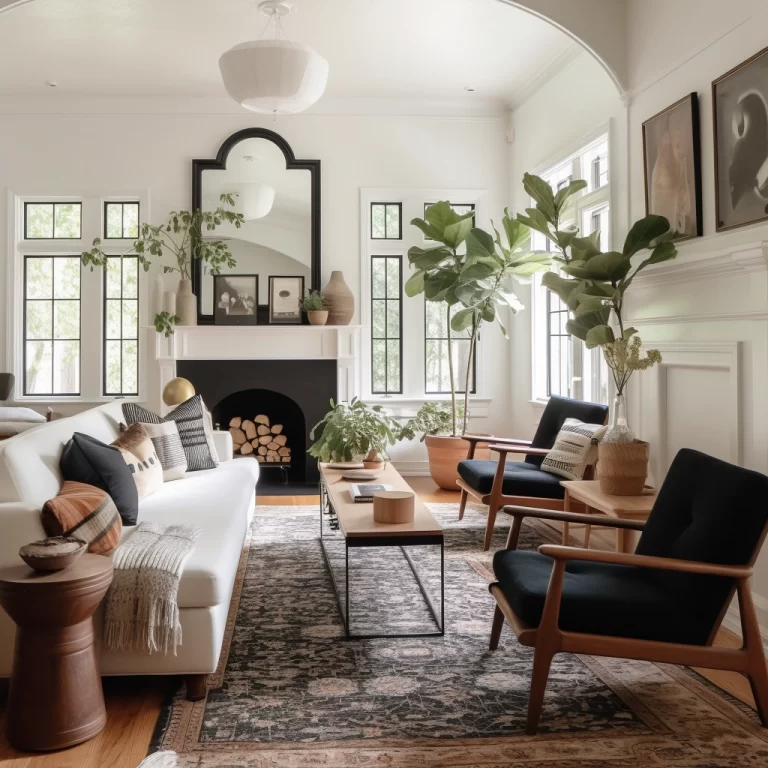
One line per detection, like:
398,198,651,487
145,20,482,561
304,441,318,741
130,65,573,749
104,201,141,240
424,302,477,396
545,287,570,398
23,202,83,240
370,254,403,395
23,255,82,396
103,255,140,397
370,202,402,240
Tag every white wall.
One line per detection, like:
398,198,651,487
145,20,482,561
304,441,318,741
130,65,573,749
0,108,512,454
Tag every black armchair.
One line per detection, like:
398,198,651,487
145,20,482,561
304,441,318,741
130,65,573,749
488,448,768,734
457,395,609,550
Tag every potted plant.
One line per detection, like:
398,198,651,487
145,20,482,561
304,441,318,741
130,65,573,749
520,172,677,494
404,202,550,489
308,398,400,466
82,194,244,332
300,289,328,326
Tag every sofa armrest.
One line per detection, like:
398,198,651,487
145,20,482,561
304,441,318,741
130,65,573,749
0,503,47,567
213,430,233,463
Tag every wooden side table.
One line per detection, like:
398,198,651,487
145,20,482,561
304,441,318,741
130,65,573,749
0,554,113,751
561,480,656,553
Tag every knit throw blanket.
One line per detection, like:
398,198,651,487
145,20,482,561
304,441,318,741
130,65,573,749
104,522,201,655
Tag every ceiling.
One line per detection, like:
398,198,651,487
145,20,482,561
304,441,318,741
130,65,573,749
0,0,576,112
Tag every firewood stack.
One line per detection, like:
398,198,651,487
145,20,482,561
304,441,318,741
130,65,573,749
229,415,290,463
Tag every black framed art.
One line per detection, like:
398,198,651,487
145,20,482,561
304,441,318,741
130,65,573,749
268,276,304,324
713,46,768,232
642,92,702,242
214,275,259,326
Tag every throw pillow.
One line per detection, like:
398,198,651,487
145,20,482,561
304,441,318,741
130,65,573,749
540,418,608,481
0,406,46,423
111,423,164,499
122,395,218,472
60,432,139,524
139,421,188,481
42,480,122,554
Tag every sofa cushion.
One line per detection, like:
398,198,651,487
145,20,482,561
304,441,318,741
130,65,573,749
458,459,565,499
493,549,712,645
60,432,139,525
42,480,122,555
129,457,259,608
138,421,188,481
111,423,164,499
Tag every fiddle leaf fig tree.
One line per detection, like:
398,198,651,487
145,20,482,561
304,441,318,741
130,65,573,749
406,202,550,436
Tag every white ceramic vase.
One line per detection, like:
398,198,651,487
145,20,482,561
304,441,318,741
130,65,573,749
176,279,197,326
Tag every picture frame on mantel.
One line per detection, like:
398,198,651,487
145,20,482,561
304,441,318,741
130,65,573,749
268,276,304,325
713,45,768,232
642,92,702,242
214,275,259,326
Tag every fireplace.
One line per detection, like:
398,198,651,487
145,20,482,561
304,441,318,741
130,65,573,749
177,359,337,485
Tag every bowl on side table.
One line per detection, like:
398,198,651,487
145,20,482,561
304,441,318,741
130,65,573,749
19,536,87,571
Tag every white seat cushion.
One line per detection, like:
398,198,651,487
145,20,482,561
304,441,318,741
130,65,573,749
125,457,259,609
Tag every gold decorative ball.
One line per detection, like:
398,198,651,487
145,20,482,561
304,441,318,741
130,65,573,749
163,377,195,406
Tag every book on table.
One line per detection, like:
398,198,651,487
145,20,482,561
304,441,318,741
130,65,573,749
349,484,393,503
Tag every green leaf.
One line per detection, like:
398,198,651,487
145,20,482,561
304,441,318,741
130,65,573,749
404,271,425,297
459,261,496,282
575,251,630,282
522,173,556,221
623,214,671,257
443,217,473,248
465,228,496,260
407,245,452,270
569,232,602,261
554,179,587,213
501,213,529,252
541,272,583,306
573,295,609,316
585,324,616,349
424,270,457,300
410,217,444,242
622,326,638,340
450,307,476,332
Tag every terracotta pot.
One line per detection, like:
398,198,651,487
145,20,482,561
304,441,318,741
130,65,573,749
597,440,650,496
176,278,197,326
322,271,354,325
307,310,329,326
424,434,491,491
363,449,386,470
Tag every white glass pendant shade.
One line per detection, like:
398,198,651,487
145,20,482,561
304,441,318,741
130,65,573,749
219,39,329,114
241,184,276,220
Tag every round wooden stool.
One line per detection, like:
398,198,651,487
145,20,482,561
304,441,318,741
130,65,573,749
0,553,113,751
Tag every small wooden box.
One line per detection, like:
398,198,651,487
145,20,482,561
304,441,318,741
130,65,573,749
373,491,415,524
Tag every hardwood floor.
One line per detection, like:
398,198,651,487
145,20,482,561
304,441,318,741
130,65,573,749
0,478,756,767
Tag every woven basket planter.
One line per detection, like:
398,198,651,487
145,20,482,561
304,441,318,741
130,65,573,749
597,440,650,496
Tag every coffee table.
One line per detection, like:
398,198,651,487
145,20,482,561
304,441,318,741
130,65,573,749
319,462,444,639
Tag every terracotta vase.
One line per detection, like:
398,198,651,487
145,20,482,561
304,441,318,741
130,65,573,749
424,434,491,491
363,449,386,471
322,271,354,325
307,310,329,326
597,440,650,496
176,279,197,326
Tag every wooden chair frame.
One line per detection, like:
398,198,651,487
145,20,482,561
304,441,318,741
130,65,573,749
489,504,768,735
457,434,598,551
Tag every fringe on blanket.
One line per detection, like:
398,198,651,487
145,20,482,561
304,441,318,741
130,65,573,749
104,522,201,655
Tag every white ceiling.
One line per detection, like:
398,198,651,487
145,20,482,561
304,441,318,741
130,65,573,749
0,0,576,112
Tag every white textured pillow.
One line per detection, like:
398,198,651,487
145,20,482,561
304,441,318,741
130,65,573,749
111,423,164,500
0,406,46,423
540,418,607,481
139,421,188,481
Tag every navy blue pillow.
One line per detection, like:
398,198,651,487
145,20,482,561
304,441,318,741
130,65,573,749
60,432,138,525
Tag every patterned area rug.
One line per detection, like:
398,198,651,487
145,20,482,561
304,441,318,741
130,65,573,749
152,503,768,766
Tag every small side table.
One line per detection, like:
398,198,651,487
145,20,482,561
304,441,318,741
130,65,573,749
0,554,113,751
561,480,656,553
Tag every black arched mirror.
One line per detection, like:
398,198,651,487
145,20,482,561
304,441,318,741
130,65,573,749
191,128,321,324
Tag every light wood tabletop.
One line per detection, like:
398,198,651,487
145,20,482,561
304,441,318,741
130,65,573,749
320,463,443,539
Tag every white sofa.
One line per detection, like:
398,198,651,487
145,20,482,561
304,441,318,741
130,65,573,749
0,400,259,699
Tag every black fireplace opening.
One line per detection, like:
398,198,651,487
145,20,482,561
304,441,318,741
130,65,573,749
212,388,306,482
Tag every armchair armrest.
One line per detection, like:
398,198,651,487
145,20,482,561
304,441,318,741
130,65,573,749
463,434,532,460
538,544,753,580
490,444,549,456
503,505,647,531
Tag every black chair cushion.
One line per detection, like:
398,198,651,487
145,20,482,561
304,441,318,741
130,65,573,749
493,549,713,644
458,460,565,499
526,396,609,466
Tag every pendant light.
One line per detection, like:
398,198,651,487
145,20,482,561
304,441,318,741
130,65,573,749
219,1,329,115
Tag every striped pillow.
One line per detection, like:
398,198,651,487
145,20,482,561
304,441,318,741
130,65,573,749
540,418,608,481
122,395,218,472
139,421,188,481
42,480,122,555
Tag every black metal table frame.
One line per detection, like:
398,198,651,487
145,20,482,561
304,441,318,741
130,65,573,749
320,480,444,640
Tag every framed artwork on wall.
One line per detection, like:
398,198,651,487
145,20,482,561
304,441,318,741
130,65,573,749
268,276,304,324
214,275,258,326
642,92,702,242
713,46,768,232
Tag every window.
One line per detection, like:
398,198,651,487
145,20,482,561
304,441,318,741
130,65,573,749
370,256,402,394
425,302,476,394
371,203,402,240
24,202,82,239
531,132,610,405
24,256,81,395
105,202,140,239
104,256,139,396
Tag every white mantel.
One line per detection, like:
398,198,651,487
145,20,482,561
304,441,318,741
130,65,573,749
154,325,363,408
